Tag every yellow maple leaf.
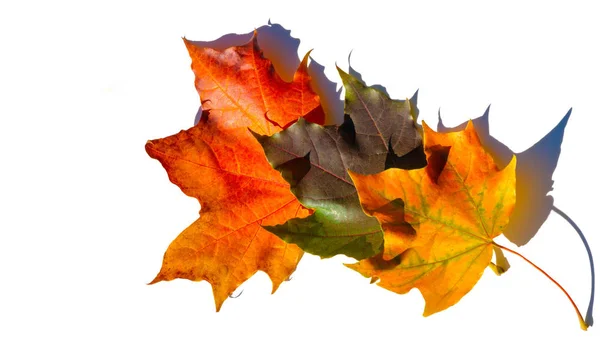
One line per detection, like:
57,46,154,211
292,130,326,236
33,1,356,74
348,121,516,315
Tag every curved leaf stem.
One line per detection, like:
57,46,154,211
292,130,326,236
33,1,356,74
493,242,588,331
552,205,594,327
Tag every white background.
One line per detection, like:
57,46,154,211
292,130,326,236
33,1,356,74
1,0,598,342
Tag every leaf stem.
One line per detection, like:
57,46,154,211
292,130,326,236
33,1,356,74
493,242,588,331
552,205,595,327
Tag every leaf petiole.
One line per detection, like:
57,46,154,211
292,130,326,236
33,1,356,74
493,242,588,331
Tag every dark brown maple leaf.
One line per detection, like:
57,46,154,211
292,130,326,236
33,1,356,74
252,67,426,259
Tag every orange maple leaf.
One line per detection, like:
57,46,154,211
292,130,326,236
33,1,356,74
146,31,321,311
348,121,517,316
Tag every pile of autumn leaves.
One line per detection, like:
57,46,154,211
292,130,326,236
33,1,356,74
145,32,517,315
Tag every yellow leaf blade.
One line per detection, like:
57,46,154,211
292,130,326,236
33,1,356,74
348,120,517,315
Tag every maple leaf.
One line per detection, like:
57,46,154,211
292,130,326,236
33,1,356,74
347,121,517,315
146,31,322,311
252,67,426,259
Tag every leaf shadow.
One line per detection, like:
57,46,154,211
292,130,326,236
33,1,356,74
437,107,594,327
189,21,342,126
228,289,244,299
552,205,595,326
